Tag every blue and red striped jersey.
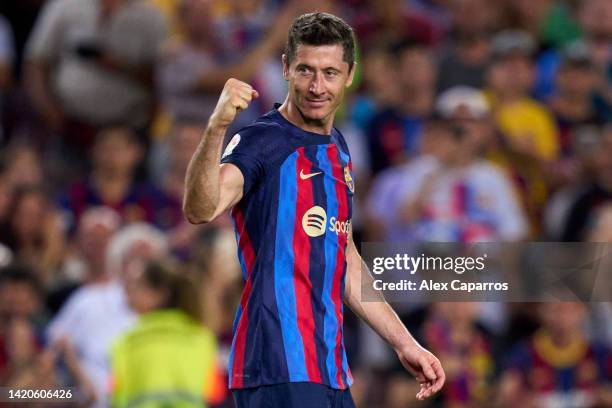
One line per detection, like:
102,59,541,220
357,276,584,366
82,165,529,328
220,107,355,390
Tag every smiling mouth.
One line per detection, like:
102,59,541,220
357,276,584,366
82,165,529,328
305,99,328,107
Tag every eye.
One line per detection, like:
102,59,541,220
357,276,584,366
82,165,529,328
297,66,312,75
325,70,339,78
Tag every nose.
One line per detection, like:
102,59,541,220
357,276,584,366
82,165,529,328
309,73,324,96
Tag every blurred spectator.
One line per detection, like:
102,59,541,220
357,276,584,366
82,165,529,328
550,43,610,151
47,223,167,408
0,264,49,391
366,40,437,175
561,125,612,241
157,0,294,126
578,0,612,75
497,302,612,407
0,185,65,282
24,0,168,147
150,121,213,254
48,206,122,313
485,30,560,236
0,14,14,141
0,155,11,224
58,127,175,232
349,44,399,130
1,142,43,188
509,0,581,48
348,0,441,47
367,86,527,243
437,0,500,92
112,258,224,407
385,303,498,408
543,124,603,240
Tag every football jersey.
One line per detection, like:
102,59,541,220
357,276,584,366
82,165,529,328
220,106,355,390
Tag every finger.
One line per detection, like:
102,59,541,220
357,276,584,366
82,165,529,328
234,98,249,111
251,89,260,99
420,357,438,381
236,89,254,104
432,360,446,392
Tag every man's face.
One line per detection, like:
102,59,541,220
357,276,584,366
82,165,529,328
283,44,354,126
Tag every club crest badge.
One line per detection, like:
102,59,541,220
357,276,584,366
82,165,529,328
222,133,241,159
344,166,354,193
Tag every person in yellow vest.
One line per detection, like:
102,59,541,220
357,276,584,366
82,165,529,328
110,258,225,407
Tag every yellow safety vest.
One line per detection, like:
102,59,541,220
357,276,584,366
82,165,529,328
111,309,219,408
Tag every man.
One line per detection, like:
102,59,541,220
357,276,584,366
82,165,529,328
24,0,167,148
184,12,445,408
367,86,528,244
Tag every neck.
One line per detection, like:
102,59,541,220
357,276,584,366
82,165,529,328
278,97,334,135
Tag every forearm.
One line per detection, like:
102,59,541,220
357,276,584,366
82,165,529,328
24,62,58,117
344,243,419,351
183,123,227,224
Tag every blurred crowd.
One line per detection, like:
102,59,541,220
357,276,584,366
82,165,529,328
0,0,611,407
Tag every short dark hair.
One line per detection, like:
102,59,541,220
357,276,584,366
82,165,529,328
0,263,42,297
285,12,356,70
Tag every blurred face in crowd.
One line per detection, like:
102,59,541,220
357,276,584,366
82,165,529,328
435,302,480,327
488,54,534,97
92,128,142,177
424,109,491,164
539,302,586,338
6,146,43,188
169,123,204,174
398,47,436,93
181,0,214,44
116,238,165,283
514,0,553,26
283,44,355,129
580,0,612,39
556,64,597,97
124,262,167,314
450,0,498,35
77,207,120,274
10,189,48,245
0,280,40,320
362,49,398,105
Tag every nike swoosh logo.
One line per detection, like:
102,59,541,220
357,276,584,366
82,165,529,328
300,169,322,180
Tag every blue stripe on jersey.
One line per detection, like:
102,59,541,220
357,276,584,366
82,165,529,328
316,145,341,388
234,228,248,282
228,303,243,387
274,152,309,382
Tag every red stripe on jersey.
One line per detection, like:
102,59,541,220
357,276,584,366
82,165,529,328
292,148,322,383
231,207,256,388
328,145,348,388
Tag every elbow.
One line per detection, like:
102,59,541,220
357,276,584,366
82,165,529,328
182,202,213,225
183,208,212,225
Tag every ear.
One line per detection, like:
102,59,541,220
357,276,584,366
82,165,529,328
282,54,290,81
345,62,357,88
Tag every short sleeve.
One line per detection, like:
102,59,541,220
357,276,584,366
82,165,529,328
24,0,66,61
220,126,267,196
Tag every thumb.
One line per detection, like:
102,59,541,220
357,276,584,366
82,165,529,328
251,89,260,99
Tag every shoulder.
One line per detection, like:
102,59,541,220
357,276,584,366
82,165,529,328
333,128,351,159
223,116,289,156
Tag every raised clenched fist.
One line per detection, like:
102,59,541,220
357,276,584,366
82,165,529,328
209,78,259,129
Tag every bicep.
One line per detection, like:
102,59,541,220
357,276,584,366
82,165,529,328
211,163,244,219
